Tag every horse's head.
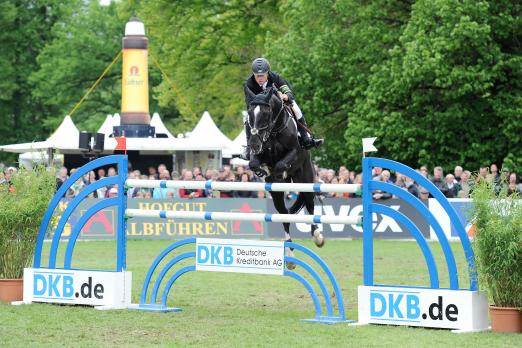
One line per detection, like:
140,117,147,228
247,87,284,155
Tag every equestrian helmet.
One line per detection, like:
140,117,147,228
252,58,270,75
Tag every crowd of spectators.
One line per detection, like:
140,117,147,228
42,161,522,200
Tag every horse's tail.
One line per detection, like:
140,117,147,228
288,192,306,214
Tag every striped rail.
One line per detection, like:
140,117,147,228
126,179,361,194
126,209,362,225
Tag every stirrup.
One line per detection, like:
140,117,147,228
313,138,324,147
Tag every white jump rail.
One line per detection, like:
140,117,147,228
126,209,363,225
126,179,361,194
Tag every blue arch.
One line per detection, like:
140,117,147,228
370,182,458,289
371,204,439,288
150,252,196,304
135,239,346,323
362,157,477,291
34,155,127,270
63,197,119,269
49,177,119,268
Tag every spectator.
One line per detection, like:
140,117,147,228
148,166,158,179
192,166,202,177
380,170,393,184
458,170,472,198
454,166,463,183
394,173,406,188
56,166,69,193
478,166,488,182
418,187,430,200
445,174,460,198
372,167,382,180
404,176,419,197
179,171,203,198
431,166,449,197
153,171,176,199
107,185,119,198
107,167,117,177
507,173,521,196
490,164,500,182
372,175,391,200
234,173,256,198
419,166,429,179
97,168,106,180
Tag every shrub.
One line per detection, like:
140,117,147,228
471,178,522,308
0,165,56,278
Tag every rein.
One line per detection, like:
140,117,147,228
248,97,286,140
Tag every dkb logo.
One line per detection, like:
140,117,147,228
370,291,459,322
33,273,104,300
197,245,233,265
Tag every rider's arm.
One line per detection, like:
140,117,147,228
271,73,294,102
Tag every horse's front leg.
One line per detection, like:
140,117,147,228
270,191,296,270
273,148,297,177
248,155,268,177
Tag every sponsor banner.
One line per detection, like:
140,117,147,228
23,268,131,308
195,238,284,275
48,198,266,240
358,286,488,331
49,197,475,240
268,198,430,239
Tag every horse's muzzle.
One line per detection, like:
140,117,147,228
250,135,263,155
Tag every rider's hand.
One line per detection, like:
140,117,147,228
282,93,289,101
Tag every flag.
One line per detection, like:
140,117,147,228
115,136,127,153
362,137,378,153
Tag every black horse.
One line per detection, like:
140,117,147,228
246,87,324,251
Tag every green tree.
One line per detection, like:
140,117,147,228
138,0,283,137
267,0,412,169
0,0,71,162
30,0,123,132
347,0,522,172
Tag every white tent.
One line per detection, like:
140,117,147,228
178,111,234,151
97,114,114,135
0,115,80,154
223,129,246,158
151,112,175,138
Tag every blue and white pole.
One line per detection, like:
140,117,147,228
125,209,362,225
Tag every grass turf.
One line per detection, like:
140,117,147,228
0,239,519,347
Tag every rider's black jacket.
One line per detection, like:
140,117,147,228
243,71,294,108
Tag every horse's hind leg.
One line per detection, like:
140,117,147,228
304,192,325,247
271,191,296,270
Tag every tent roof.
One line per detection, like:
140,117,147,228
183,111,233,149
0,112,235,154
151,113,175,138
97,114,114,135
222,129,246,157
0,115,80,153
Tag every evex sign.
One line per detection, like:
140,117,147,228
23,268,131,309
269,198,429,239
358,286,488,330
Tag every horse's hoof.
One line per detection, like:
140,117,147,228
312,230,325,248
285,247,297,270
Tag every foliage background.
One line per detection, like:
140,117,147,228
0,0,520,172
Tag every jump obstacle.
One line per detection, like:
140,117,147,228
21,155,488,330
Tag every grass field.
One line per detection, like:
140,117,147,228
0,239,519,347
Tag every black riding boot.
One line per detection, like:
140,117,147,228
297,116,324,150
241,122,252,160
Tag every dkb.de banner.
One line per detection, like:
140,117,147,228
48,198,471,240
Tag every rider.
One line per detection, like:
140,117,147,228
242,57,323,159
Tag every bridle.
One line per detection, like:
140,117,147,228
248,92,286,143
